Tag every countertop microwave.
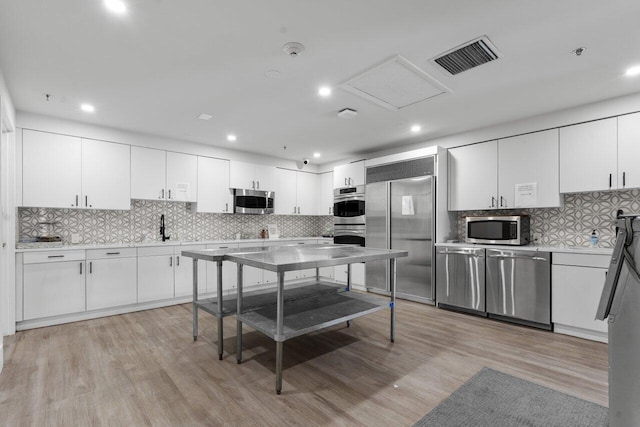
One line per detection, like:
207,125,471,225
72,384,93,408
465,215,530,245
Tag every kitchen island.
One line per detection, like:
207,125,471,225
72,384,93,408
182,244,408,394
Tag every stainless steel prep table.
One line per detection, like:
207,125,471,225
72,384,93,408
182,244,408,394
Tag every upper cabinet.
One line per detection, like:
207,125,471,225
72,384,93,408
333,160,364,188
559,118,617,193
617,112,640,190
131,147,197,202
274,169,319,215
22,130,130,210
194,156,232,213
229,161,275,191
498,129,560,209
448,141,498,211
319,171,334,215
448,129,560,211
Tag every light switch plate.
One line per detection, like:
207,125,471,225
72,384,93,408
71,234,80,244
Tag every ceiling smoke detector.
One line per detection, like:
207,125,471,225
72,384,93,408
572,47,586,56
338,108,357,119
283,42,304,57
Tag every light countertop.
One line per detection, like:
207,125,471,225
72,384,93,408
435,242,613,256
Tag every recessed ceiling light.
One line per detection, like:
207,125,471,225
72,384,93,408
197,113,212,120
626,65,640,77
318,86,332,97
104,0,127,14
81,103,95,113
313,152,321,158
227,134,237,142
411,125,422,132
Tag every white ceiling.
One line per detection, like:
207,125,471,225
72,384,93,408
1,1,640,165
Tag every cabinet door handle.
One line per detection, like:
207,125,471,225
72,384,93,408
168,189,172,199
161,189,165,199
609,173,613,188
256,181,260,189
623,171,626,187
491,197,496,208
106,252,120,255
85,195,88,207
252,180,255,189
80,262,83,275
75,195,79,207
500,196,505,208
48,255,64,258
225,203,228,212
89,261,92,274
329,207,332,214
169,256,173,267
177,256,180,266
344,178,347,186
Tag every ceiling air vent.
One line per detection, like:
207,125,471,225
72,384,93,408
431,36,501,75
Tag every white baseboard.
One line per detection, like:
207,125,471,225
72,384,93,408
554,323,608,343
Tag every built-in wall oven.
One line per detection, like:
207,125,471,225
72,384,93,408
333,185,365,246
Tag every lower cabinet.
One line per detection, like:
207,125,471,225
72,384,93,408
552,253,610,342
174,244,207,297
86,248,137,310
334,263,365,287
23,250,86,320
137,246,175,303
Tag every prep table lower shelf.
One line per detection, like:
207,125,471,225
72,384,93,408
237,291,389,342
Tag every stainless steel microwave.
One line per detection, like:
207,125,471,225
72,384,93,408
234,189,274,214
465,215,530,245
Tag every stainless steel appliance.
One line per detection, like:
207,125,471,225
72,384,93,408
234,189,274,214
596,216,640,426
333,185,365,246
466,215,530,245
365,157,436,303
436,246,486,314
485,248,551,329
333,185,365,225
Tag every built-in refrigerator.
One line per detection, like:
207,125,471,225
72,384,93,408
365,157,435,303
596,215,640,426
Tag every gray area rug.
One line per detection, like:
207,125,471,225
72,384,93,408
413,368,608,427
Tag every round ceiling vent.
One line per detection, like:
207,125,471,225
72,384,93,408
283,42,304,57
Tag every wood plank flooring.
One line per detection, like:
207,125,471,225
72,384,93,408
0,299,608,426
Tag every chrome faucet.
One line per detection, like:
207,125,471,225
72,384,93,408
160,214,170,242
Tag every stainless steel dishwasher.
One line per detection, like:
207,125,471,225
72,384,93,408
436,246,486,315
485,248,551,329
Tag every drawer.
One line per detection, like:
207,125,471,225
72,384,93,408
553,253,611,268
86,247,137,260
23,250,86,264
177,244,207,254
206,243,238,250
137,245,175,257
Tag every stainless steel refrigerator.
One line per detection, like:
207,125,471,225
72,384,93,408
366,176,435,303
597,215,640,426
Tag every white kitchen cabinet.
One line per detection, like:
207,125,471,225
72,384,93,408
448,141,498,211
205,243,238,293
22,130,82,209
131,146,167,200
274,169,319,215
559,118,618,193
23,250,86,320
166,152,197,202
334,262,365,287
82,139,131,210
194,156,232,213
137,246,175,302
131,147,197,202
333,160,365,188
498,129,560,208
319,171,334,216
617,112,640,190
174,244,207,297
86,248,137,310
229,161,275,191
552,252,610,343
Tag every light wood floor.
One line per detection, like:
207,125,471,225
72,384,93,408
0,299,607,426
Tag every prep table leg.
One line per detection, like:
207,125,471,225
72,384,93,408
390,258,397,343
346,264,351,328
216,259,224,360
193,259,199,341
236,263,244,364
275,271,285,394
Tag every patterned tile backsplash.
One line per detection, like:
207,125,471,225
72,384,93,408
19,200,335,244
455,189,640,248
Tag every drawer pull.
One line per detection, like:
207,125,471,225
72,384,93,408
219,246,229,249
106,252,120,255
48,255,65,258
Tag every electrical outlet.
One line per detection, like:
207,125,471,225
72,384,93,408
71,233,80,244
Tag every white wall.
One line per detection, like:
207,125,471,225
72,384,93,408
0,65,17,372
